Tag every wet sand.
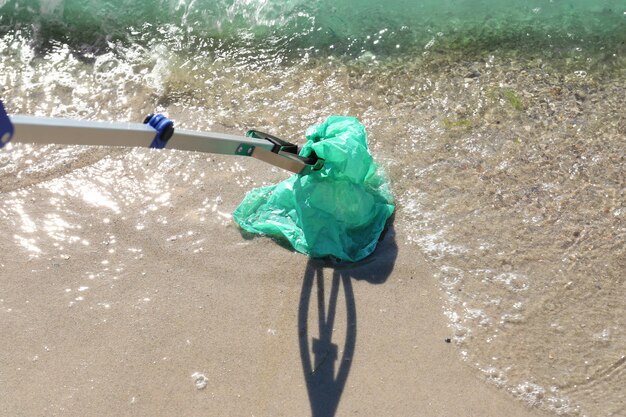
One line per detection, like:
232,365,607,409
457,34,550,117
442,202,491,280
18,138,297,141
2,24,624,414
0,154,549,417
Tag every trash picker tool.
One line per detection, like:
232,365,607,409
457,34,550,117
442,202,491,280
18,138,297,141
0,100,322,174
0,100,394,262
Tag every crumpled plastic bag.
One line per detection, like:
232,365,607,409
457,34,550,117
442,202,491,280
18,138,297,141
233,116,394,262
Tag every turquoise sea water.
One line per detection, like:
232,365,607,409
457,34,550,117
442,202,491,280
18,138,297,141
1,0,625,58
1,1,625,416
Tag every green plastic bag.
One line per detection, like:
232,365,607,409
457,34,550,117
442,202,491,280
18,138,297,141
233,116,395,262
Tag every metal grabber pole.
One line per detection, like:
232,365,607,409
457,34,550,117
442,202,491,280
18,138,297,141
0,100,322,174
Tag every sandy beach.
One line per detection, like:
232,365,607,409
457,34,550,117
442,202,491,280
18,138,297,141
0,152,549,417
2,1,624,414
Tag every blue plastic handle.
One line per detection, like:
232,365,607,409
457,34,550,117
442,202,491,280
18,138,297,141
0,100,14,149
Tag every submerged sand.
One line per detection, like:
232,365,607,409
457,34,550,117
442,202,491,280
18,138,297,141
0,151,548,416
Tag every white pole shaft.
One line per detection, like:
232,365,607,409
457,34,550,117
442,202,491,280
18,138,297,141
7,115,307,173
9,115,273,152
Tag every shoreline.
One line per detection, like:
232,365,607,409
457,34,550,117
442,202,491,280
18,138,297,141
1,24,623,415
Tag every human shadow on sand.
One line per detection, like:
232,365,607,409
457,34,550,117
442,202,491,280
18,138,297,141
298,224,398,417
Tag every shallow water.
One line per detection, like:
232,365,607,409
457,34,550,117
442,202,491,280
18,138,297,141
1,1,625,416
